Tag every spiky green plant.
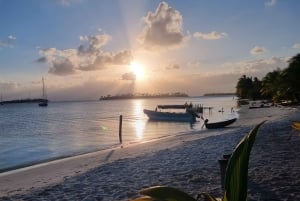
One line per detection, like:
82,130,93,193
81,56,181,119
289,121,300,139
131,121,265,201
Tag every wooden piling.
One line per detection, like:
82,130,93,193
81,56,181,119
119,115,123,144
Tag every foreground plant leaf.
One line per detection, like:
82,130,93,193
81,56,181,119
223,121,265,201
196,192,220,201
292,121,300,131
139,186,196,201
131,196,157,201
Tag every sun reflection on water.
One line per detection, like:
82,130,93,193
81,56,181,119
132,100,146,140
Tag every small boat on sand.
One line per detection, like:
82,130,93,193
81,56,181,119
204,118,237,129
144,104,200,122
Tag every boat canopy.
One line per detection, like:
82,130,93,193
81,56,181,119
157,105,187,109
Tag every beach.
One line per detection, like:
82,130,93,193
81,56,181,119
0,105,299,201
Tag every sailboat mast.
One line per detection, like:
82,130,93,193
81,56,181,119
42,77,45,97
42,77,46,99
38,77,48,106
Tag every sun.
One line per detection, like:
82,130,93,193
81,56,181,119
130,61,145,80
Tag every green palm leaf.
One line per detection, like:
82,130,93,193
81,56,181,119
139,186,196,201
223,121,265,201
131,196,157,201
196,192,220,201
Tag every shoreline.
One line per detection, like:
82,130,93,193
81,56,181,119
1,105,299,200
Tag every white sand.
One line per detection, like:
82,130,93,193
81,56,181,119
0,105,299,201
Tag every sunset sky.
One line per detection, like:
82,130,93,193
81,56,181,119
0,0,299,101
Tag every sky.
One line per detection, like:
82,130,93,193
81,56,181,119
0,0,300,101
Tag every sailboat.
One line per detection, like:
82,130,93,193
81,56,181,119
0,94,3,105
38,77,48,107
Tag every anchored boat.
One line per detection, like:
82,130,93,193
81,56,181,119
204,118,237,129
38,77,48,107
143,104,200,122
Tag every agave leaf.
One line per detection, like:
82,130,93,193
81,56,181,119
130,196,157,201
222,192,228,201
140,186,196,201
196,192,219,201
292,121,300,127
292,121,300,131
223,121,265,201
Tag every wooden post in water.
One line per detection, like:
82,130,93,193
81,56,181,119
119,115,123,144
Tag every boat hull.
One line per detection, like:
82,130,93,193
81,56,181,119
39,102,48,107
205,118,237,129
38,99,48,107
143,109,196,122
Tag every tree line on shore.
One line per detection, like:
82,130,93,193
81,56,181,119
236,53,300,103
99,92,189,100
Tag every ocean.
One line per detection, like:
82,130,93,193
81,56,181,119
0,96,238,172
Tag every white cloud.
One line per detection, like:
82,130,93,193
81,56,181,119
58,0,77,6
49,59,76,76
193,31,228,40
265,0,276,7
165,64,180,70
8,35,16,40
187,61,201,69
37,34,133,76
292,43,300,49
0,35,16,48
138,1,187,51
122,72,136,81
225,56,287,77
79,35,88,41
250,46,268,55
78,34,111,54
0,80,18,90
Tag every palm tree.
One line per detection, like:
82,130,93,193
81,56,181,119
260,69,283,102
236,75,253,99
251,77,262,100
284,53,300,102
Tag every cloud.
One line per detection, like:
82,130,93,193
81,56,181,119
79,50,132,71
79,35,89,41
122,72,136,81
138,1,187,51
227,56,287,76
58,0,81,6
0,80,18,90
292,43,300,49
77,34,111,55
265,0,276,7
8,35,16,40
36,57,47,63
187,61,201,69
48,59,76,75
37,34,133,76
193,31,228,40
165,64,180,70
112,50,133,65
250,46,267,55
0,35,16,48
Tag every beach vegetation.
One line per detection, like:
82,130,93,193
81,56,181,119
290,121,300,139
131,122,265,201
235,53,300,104
99,92,189,100
292,121,300,131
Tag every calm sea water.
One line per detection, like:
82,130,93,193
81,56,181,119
0,96,238,172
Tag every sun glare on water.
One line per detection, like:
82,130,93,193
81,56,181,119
130,61,145,80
